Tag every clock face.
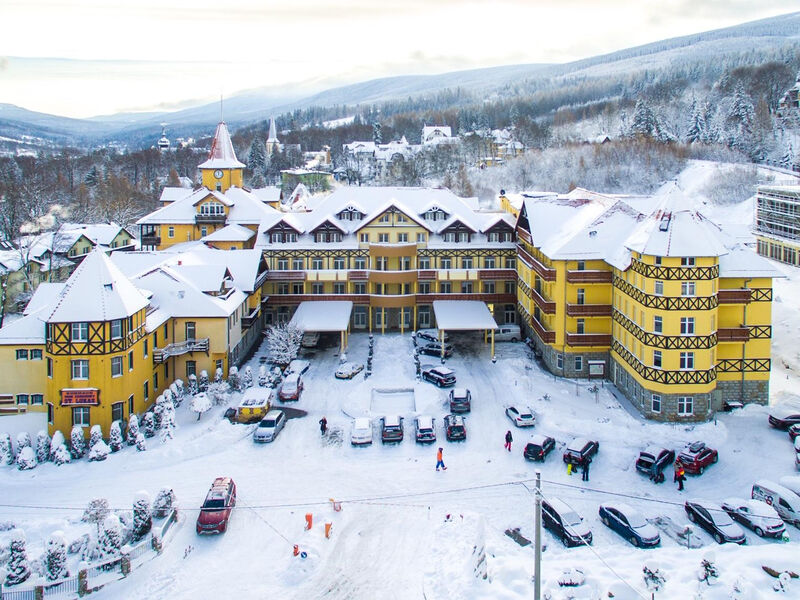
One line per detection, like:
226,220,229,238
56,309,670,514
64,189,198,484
214,169,223,179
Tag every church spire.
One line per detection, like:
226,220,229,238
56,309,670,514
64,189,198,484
198,121,245,192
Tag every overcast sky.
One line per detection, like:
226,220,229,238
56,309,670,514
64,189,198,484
0,0,793,118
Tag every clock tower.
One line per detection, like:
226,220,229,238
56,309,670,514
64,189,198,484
199,121,245,193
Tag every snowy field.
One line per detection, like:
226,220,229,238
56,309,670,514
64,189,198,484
2,160,800,598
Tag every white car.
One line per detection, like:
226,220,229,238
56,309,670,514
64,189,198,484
286,359,310,375
335,362,364,379
301,332,320,348
253,410,286,443
506,406,536,427
351,418,373,446
721,497,786,539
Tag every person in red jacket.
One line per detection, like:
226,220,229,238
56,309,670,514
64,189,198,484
436,447,446,471
674,459,686,491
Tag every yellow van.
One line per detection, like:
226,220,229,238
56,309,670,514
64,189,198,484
236,388,273,423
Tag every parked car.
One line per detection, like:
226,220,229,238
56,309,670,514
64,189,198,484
768,406,800,430
286,359,310,375
789,424,800,442
381,415,404,444
541,498,592,547
421,365,456,387
563,438,599,466
635,446,675,481
416,329,449,344
236,388,273,424
723,400,744,411
414,415,436,444
598,503,660,547
721,498,786,539
796,438,800,471
278,373,303,401
524,434,556,462
335,362,364,380
494,324,521,342
506,406,535,427
677,441,718,475
301,332,320,348
350,417,373,446
752,480,800,526
418,342,454,358
684,499,746,544
252,409,286,443
444,414,467,441
448,388,472,413
196,477,236,534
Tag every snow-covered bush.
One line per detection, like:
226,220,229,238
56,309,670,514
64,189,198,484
141,412,155,438
82,498,110,535
44,531,69,581
207,381,230,406
152,488,176,518
126,414,139,446
88,441,110,462
242,366,253,388
16,447,36,470
643,562,666,592
0,432,14,465
5,530,31,586
50,431,65,460
16,432,31,451
266,322,303,366
198,370,209,392
35,431,50,463
69,426,86,459
214,368,223,383
108,421,123,452
228,366,240,392
187,374,198,396
172,380,184,402
89,425,103,449
135,433,146,451
98,515,122,560
52,443,70,466
132,492,152,540
697,552,719,586
159,406,175,442
258,365,267,386
191,392,212,420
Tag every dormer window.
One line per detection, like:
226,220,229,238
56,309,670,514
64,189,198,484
488,232,500,242
200,201,225,215
379,214,391,223
443,232,456,242
457,232,469,243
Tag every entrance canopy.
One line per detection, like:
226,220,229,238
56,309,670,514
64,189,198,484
289,301,353,332
432,301,498,331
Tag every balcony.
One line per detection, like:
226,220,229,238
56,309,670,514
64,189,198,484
478,268,517,280
140,235,161,247
241,306,261,330
517,245,556,281
265,294,370,305
253,270,269,289
266,270,305,281
566,303,613,317
369,270,418,284
565,333,613,347
153,338,209,364
566,270,612,284
195,214,227,225
531,288,556,314
418,270,437,280
718,289,752,304
348,270,369,281
717,327,750,342
530,315,556,344
415,293,516,304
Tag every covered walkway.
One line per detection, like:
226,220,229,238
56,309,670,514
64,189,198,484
432,300,499,358
289,301,353,353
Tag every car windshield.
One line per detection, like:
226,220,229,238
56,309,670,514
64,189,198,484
260,419,275,427
712,510,734,526
203,499,225,510
627,512,648,528
563,511,582,527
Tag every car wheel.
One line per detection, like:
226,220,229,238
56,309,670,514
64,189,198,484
755,527,764,537
511,337,518,342
688,511,696,523
630,536,639,547
714,532,724,544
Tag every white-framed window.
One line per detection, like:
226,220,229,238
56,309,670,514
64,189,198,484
354,282,366,294
440,257,452,269
311,258,323,269
71,322,88,342
378,233,389,243
654,280,664,295
442,232,456,243
677,396,694,416
681,257,695,267
680,317,695,335
457,232,469,242
653,315,662,333
72,406,90,427
416,232,426,243
360,233,369,243
16,394,28,405
30,349,42,360
418,282,430,294
379,213,391,223
556,354,564,370
679,352,694,370
484,256,495,268
354,307,367,327
16,349,28,360
488,232,499,242
168,226,175,238
576,319,585,334
110,319,123,339
199,201,225,215
483,281,495,293
576,288,585,305
333,282,346,294
654,256,662,266
333,256,346,269
439,282,452,293
461,282,473,293
292,258,304,270
71,359,89,380
681,281,696,296
47,402,54,425
312,283,324,294
111,356,123,378
397,233,408,243
651,394,661,413
354,257,367,269
505,257,516,269
31,394,43,406
418,257,430,269
574,356,583,371
653,350,662,368
277,258,289,270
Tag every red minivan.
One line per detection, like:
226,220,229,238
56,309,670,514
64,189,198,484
196,477,237,534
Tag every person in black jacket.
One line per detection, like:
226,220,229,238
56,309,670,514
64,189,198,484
504,430,513,452
581,457,591,481
319,417,327,435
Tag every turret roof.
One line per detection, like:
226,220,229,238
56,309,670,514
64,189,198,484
198,121,245,169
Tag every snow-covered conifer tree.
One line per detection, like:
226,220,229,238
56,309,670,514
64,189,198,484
35,430,51,463
98,515,122,561
0,431,13,465
16,446,36,470
191,392,212,420
16,431,31,451
685,99,706,143
5,530,31,586
108,421,123,452
49,431,65,461
228,366,240,392
243,366,253,388
152,488,176,518
132,492,152,540
135,433,146,451
89,425,103,449
44,531,69,581
70,426,85,459
142,412,155,438
126,414,139,446
52,443,70,465
214,368,223,383
88,441,110,461
198,370,209,392
630,99,658,138
258,365,267,386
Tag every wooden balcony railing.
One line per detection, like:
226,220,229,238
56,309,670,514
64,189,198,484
566,270,613,283
530,315,556,344
417,270,437,280
478,268,517,280
517,245,556,281
265,294,371,305
139,235,161,247
531,288,556,314
565,333,613,347
717,327,750,342
194,214,227,224
566,303,613,317
717,289,752,304
266,270,306,281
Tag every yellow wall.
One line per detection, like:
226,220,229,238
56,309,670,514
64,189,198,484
0,345,47,413
200,167,243,192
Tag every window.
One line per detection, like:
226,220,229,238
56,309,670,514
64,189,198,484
505,257,516,269
461,257,473,269
143,339,148,358
488,232,500,242
379,213,391,223
397,233,408,243
574,356,583,371
71,359,89,379
111,356,123,377
677,396,694,416
311,258,323,270
47,403,54,425
504,281,514,294
416,232,426,243
483,281,495,293
72,407,90,427
128,351,134,371
292,283,304,294
681,281,695,296
654,256,662,266
47,358,53,378
378,233,389,243
333,282,346,294
651,394,661,413
333,256,346,269
400,257,411,271
292,258,304,270
576,289,585,305
16,349,28,360
577,261,585,271
164,324,168,339
440,282,452,293
16,394,28,405
680,352,694,369
440,257,452,269
418,257,430,269
185,322,196,340
360,233,369,243
376,257,388,270
654,280,664,295
354,282,366,294
200,226,208,237
576,319,585,334
312,283,324,294
277,258,289,270
277,283,289,295
354,307,367,327
457,232,469,243
443,232,456,243
168,226,175,238
143,381,149,403
112,402,124,424
462,282,473,293
354,257,367,269
681,257,695,267
556,354,564,370
71,322,88,342
154,371,158,390
186,361,196,378
30,394,43,406
418,282,431,294
110,319,122,339
653,315,663,333
484,256,496,268
653,350,662,368
680,317,695,335
199,201,225,215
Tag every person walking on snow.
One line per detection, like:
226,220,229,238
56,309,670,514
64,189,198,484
581,457,591,482
319,417,327,435
674,459,686,491
436,447,447,471
504,430,513,452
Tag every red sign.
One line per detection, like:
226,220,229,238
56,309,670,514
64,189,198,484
61,388,100,406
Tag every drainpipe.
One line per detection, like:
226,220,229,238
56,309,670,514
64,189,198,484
741,279,751,402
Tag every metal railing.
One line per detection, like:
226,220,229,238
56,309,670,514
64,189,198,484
153,338,209,363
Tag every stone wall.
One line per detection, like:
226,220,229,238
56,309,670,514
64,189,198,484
715,379,769,410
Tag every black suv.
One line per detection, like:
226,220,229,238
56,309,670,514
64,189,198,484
524,434,556,462
635,446,675,482
444,414,466,441
448,388,471,413
421,365,456,387
541,498,593,547
380,415,404,444
562,438,599,466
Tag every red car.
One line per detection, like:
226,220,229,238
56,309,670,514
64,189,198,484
677,441,718,475
278,373,303,402
789,424,800,442
196,477,237,534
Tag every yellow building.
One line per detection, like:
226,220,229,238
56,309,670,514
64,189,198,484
514,189,779,421
754,184,800,266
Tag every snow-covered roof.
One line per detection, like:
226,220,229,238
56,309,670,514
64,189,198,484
60,222,134,246
0,309,46,344
160,187,194,204
45,249,150,323
201,224,255,243
289,301,353,332
137,186,278,226
432,301,498,331
198,122,246,169
24,282,65,315
719,247,784,279
251,186,281,204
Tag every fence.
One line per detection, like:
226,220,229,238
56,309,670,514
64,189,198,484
0,508,179,600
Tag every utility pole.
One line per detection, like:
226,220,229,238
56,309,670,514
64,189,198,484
534,469,542,600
